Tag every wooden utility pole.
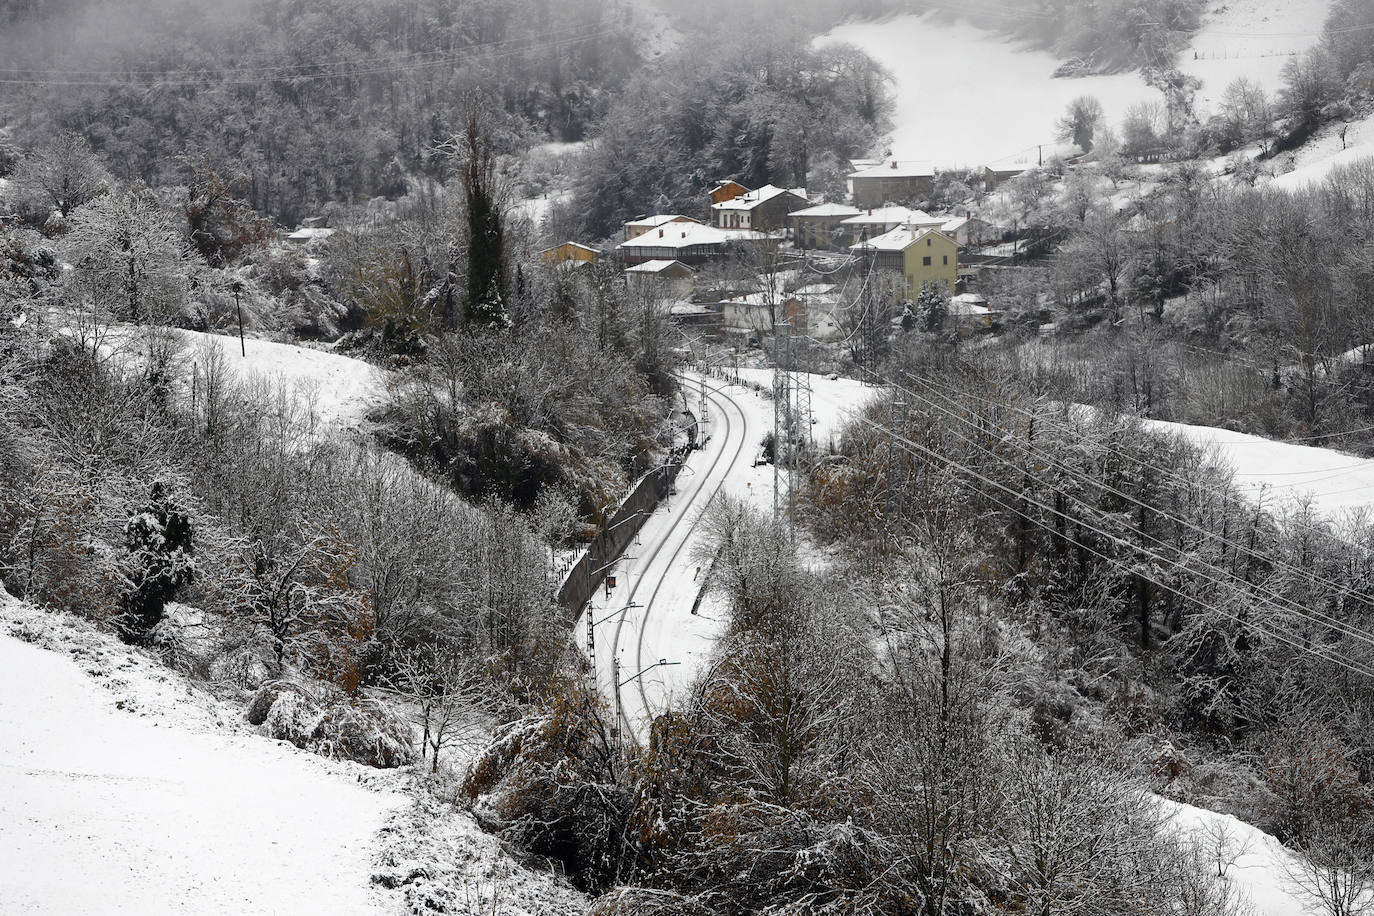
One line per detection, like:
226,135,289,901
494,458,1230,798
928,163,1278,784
231,280,245,357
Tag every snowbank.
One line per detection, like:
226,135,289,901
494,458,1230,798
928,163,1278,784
0,593,404,914
817,13,1161,168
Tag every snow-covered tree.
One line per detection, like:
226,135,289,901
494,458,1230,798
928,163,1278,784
63,185,193,327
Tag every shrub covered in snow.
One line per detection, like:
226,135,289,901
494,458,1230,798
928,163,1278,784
253,679,415,768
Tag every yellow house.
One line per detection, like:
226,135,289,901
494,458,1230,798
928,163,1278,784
849,225,958,299
540,241,600,265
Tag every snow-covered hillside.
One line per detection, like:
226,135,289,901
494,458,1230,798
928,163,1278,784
178,329,386,431
0,590,589,916
819,0,1330,167
1143,418,1374,519
1161,799,1314,916
1268,109,1374,190
0,591,404,914
818,13,1160,168
1183,0,1330,113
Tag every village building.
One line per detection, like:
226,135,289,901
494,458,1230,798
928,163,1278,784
710,184,810,232
617,222,768,266
850,225,959,299
842,206,944,244
789,202,860,250
709,180,750,205
623,213,701,240
623,258,696,299
539,241,600,265
286,216,334,246
949,292,1002,333
848,160,935,208
939,215,998,247
983,163,1031,190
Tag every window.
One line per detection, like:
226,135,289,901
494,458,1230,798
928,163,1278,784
926,239,932,246
943,255,948,265
922,256,931,266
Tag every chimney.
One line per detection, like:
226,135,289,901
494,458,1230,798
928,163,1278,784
890,161,898,170
681,230,687,238
867,208,872,215
659,229,664,238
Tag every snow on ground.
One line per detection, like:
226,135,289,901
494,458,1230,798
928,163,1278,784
818,13,1162,168
1270,131,1374,190
1142,418,1374,520
735,367,879,450
510,189,573,227
0,591,405,915
178,329,386,431
1182,0,1328,113
1161,799,1313,916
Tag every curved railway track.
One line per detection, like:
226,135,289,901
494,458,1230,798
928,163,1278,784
604,372,753,741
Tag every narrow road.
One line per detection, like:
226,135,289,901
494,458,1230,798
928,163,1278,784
585,371,771,741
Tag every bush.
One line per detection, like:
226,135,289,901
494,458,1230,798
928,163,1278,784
312,698,414,768
263,687,324,747
253,679,415,768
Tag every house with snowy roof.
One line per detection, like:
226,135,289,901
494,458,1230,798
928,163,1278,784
789,202,860,250
850,224,958,299
540,241,600,266
848,160,935,208
710,184,810,232
617,222,768,266
842,206,944,244
623,214,702,240
624,259,696,299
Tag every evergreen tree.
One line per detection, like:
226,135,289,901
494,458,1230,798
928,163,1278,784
118,481,194,639
457,105,507,331
918,280,949,333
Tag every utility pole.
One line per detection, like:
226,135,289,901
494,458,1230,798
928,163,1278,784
611,656,622,739
231,280,245,357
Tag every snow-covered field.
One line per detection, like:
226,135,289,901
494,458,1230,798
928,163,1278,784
177,329,386,430
0,591,404,915
1143,418,1374,520
1182,0,1329,112
818,13,1160,168
819,0,1328,167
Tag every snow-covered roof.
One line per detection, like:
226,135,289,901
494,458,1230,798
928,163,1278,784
793,283,839,296
941,216,971,233
624,259,696,274
541,241,600,255
711,184,808,212
950,292,994,315
285,227,335,243
849,160,935,180
842,206,943,227
625,214,700,229
849,225,953,253
790,203,861,218
619,223,765,250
